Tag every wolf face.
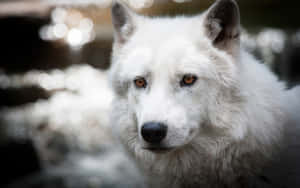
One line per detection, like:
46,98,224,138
110,0,242,152
109,0,285,186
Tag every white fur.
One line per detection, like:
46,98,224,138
109,3,300,188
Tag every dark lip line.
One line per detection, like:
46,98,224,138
142,147,174,152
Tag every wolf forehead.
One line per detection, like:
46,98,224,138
124,16,209,45
118,41,218,74
113,15,225,64
111,17,235,75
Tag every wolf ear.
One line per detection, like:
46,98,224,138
204,0,240,54
111,1,137,44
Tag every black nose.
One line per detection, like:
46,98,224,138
141,122,167,144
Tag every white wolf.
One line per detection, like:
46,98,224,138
109,0,300,187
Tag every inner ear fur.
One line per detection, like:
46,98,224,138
111,1,137,44
204,0,241,54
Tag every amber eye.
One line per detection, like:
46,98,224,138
134,77,147,88
180,74,197,87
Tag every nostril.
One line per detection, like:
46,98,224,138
141,122,167,144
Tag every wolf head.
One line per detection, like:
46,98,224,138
110,0,244,153
109,1,287,184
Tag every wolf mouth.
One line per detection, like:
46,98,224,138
142,146,174,154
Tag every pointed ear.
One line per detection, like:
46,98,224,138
204,0,240,54
111,1,137,44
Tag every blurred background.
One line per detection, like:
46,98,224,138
0,0,299,187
